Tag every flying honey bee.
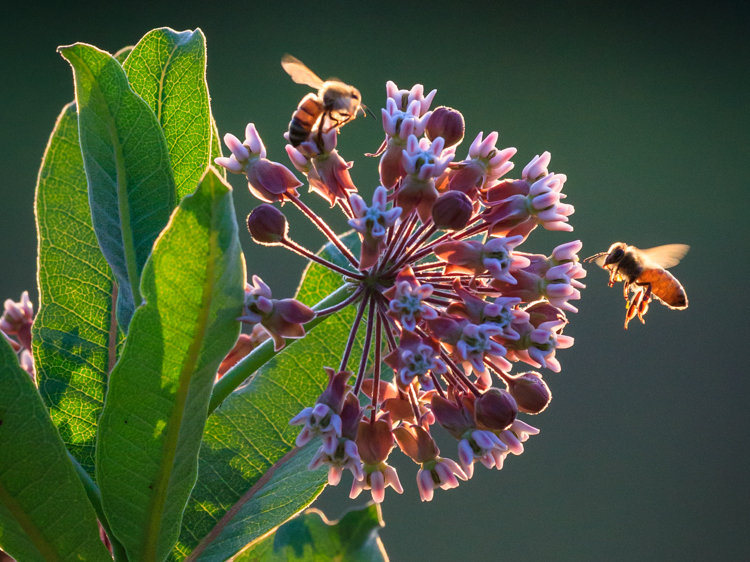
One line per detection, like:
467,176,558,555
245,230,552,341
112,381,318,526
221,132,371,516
584,242,689,329
282,54,371,147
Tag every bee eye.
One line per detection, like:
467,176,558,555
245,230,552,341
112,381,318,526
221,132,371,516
610,248,624,262
352,93,359,100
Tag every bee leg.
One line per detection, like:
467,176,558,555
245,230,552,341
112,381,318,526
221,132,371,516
624,288,642,329
637,283,652,323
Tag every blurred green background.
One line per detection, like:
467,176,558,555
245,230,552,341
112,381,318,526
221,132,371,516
1,1,748,560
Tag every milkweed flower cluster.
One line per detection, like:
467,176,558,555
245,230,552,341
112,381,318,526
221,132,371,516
216,78,585,504
1,291,35,378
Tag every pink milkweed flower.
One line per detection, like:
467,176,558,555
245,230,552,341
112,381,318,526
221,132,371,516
386,81,437,116
491,242,586,313
348,186,402,270
457,429,510,478
350,416,403,503
427,315,510,384
448,279,525,340
384,330,446,389
395,135,455,222
237,275,316,351
497,419,540,459
393,423,468,502
308,393,364,485
505,305,574,373
377,84,436,188
215,124,303,203
481,152,575,240
448,132,517,200
383,267,439,332
522,151,551,182
290,368,353,453
285,128,358,206
1,291,33,351
434,235,530,283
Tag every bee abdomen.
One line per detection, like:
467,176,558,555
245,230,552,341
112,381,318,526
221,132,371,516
288,94,324,147
639,269,688,310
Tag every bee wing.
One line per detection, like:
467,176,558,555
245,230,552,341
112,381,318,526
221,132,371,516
281,54,325,89
637,244,690,269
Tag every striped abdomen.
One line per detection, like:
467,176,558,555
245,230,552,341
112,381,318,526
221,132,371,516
638,268,688,309
288,93,324,146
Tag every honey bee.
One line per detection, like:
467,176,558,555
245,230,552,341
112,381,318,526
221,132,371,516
585,242,689,329
282,54,370,147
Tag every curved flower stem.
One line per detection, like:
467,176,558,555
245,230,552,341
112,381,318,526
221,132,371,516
209,284,355,414
440,351,481,397
281,238,365,280
370,313,383,423
339,290,370,372
353,294,376,395
387,223,438,275
288,194,359,267
430,372,447,398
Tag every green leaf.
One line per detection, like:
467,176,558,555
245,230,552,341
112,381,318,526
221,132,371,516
0,337,113,562
32,102,119,478
235,504,388,562
95,167,244,562
59,42,178,331
171,236,363,561
124,28,213,199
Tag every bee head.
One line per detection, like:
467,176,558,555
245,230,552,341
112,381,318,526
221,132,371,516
604,242,627,266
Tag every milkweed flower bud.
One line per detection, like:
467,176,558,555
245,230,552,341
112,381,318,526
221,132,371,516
432,191,473,231
506,372,552,414
215,124,303,203
474,388,518,431
397,135,455,222
238,275,315,351
348,186,402,270
246,204,288,245
426,106,465,148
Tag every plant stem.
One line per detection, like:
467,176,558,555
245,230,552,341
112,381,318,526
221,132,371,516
209,284,355,414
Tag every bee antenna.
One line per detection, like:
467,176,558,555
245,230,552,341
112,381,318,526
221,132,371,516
364,105,377,119
583,252,607,263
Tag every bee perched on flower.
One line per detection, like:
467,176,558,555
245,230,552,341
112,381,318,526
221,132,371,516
215,76,584,505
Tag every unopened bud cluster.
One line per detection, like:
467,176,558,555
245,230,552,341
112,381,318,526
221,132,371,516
216,75,585,504
0,291,35,378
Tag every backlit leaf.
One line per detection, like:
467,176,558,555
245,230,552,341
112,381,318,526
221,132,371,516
32,102,119,477
124,28,213,198
0,336,112,562
59,42,177,330
96,167,244,562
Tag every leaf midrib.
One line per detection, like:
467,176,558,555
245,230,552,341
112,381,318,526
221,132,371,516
141,183,220,561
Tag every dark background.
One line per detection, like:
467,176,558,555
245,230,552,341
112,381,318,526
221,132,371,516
1,1,749,560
